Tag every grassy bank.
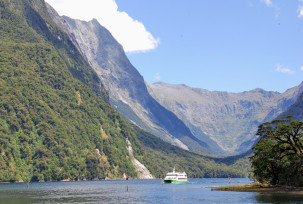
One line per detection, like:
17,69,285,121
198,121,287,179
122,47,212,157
211,182,303,193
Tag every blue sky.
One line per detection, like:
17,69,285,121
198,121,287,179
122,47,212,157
47,0,303,93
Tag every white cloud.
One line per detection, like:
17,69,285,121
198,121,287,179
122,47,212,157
276,64,295,74
260,0,273,7
155,73,161,81
298,6,303,18
45,0,159,53
300,67,303,71
260,0,280,17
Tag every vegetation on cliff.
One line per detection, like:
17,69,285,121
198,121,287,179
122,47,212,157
133,126,250,178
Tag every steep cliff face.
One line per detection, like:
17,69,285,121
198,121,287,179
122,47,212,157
277,91,303,121
46,5,215,154
148,82,303,154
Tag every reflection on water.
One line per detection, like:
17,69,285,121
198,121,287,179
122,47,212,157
0,178,303,203
256,193,303,204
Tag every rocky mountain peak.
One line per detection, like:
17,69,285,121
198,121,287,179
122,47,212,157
149,81,303,154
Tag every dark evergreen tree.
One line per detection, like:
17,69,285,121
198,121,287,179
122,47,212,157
251,117,303,186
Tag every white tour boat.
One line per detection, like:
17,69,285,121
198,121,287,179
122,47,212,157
164,167,189,183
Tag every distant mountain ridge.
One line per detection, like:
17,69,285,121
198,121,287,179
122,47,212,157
46,4,218,154
148,81,303,154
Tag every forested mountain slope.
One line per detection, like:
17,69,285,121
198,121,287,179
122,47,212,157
133,126,250,178
0,0,146,182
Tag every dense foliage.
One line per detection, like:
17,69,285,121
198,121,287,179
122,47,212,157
0,42,146,181
133,126,250,178
251,117,303,186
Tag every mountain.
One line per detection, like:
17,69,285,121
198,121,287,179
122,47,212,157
148,82,303,154
0,0,250,182
46,5,217,154
46,2,303,155
0,0,153,181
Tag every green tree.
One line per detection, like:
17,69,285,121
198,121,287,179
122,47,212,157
251,116,303,186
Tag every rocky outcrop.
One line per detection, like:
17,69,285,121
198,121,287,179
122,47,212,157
148,82,303,154
126,139,154,179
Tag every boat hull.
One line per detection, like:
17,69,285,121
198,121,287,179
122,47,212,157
164,180,189,184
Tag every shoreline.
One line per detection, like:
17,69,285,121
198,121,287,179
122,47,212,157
210,182,303,193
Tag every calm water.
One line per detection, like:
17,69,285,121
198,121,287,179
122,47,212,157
0,178,303,203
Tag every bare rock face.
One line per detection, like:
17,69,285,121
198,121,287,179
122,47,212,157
126,139,154,179
46,4,214,154
148,82,303,154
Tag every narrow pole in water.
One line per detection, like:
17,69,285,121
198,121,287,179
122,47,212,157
126,177,128,192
